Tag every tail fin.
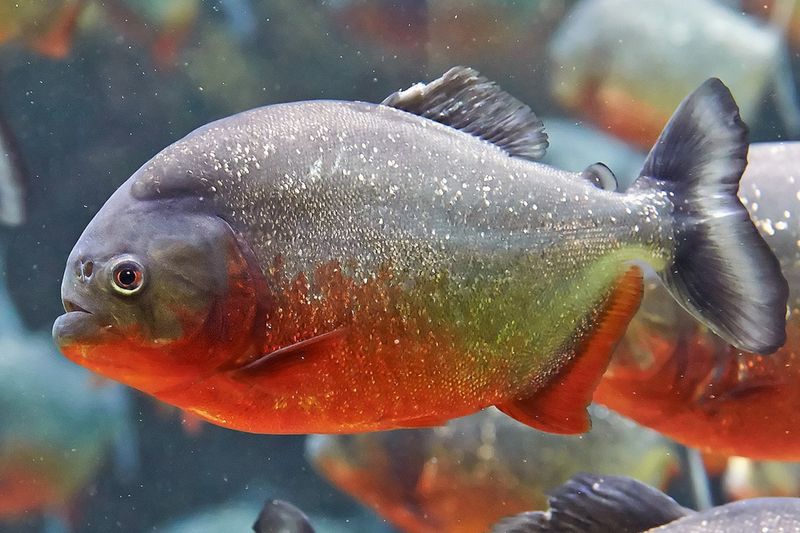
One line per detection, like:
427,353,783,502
491,473,691,533
637,78,788,354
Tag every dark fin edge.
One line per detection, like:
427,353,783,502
496,266,643,434
491,473,691,533
639,78,788,354
381,66,549,161
253,499,316,533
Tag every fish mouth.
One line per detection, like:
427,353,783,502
63,299,91,314
53,300,115,349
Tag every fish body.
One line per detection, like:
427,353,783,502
0,0,88,58
595,142,800,460
53,68,786,434
550,0,784,148
307,406,676,533
494,473,800,533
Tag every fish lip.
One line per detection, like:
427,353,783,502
63,299,91,314
52,309,116,349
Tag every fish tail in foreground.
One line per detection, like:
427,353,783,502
636,78,788,354
491,473,692,533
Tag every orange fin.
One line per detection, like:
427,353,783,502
497,266,644,434
234,328,346,377
32,0,87,59
392,413,453,429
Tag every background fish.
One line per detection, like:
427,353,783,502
53,67,786,435
0,0,88,59
0,250,137,531
494,473,800,533
307,406,677,533
549,0,800,147
0,108,27,227
595,141,800,460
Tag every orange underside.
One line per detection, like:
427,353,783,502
315,454,541,533
154,262,642,434
595,310,800,460
0,463,64,516
568,79,671,149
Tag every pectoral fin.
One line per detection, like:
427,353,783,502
234,328,346,378
497,266,643,434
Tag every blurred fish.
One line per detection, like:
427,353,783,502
217,0,257,44
0,0,88,59
722,457,800,501
425,1,567,74
0,109,27,226
0,251,136,528
99,0,201,67
595,142,800,460
493,473,800,532
306,407,678,533
53,67,786,435
253,500,315,533
322,0,429,59
549,0,798,148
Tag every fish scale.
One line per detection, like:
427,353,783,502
53,67,787,434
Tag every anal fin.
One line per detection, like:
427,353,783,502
497,266,643,434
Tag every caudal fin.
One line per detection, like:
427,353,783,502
491,473,691,533
638,78,788,354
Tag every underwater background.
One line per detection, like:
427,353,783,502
1,1,799,532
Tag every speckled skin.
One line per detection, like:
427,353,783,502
55,100,674,434
596,142,800,459
651,498,800,532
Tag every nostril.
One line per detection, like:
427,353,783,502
83,261,94,278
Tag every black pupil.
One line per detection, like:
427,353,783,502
118,267,138,287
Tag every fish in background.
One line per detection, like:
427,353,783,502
95,0,201,68
52,66,786,435
549,0,800,148
0,252,138,531
721,457,800,501
320,0,430,60
743,0,800,51
494,473,800,533
307,406,678,533
595,142,800,460
0,0,89,59
321,0,568,98
0,109,27,227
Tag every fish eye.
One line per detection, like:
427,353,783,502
111,260,145,295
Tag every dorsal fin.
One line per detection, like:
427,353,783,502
581,162,619,191
381,66,548,161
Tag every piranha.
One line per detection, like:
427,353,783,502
494,473,800,533
594,142,800,460
53,67,787,434
306,406,676,533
